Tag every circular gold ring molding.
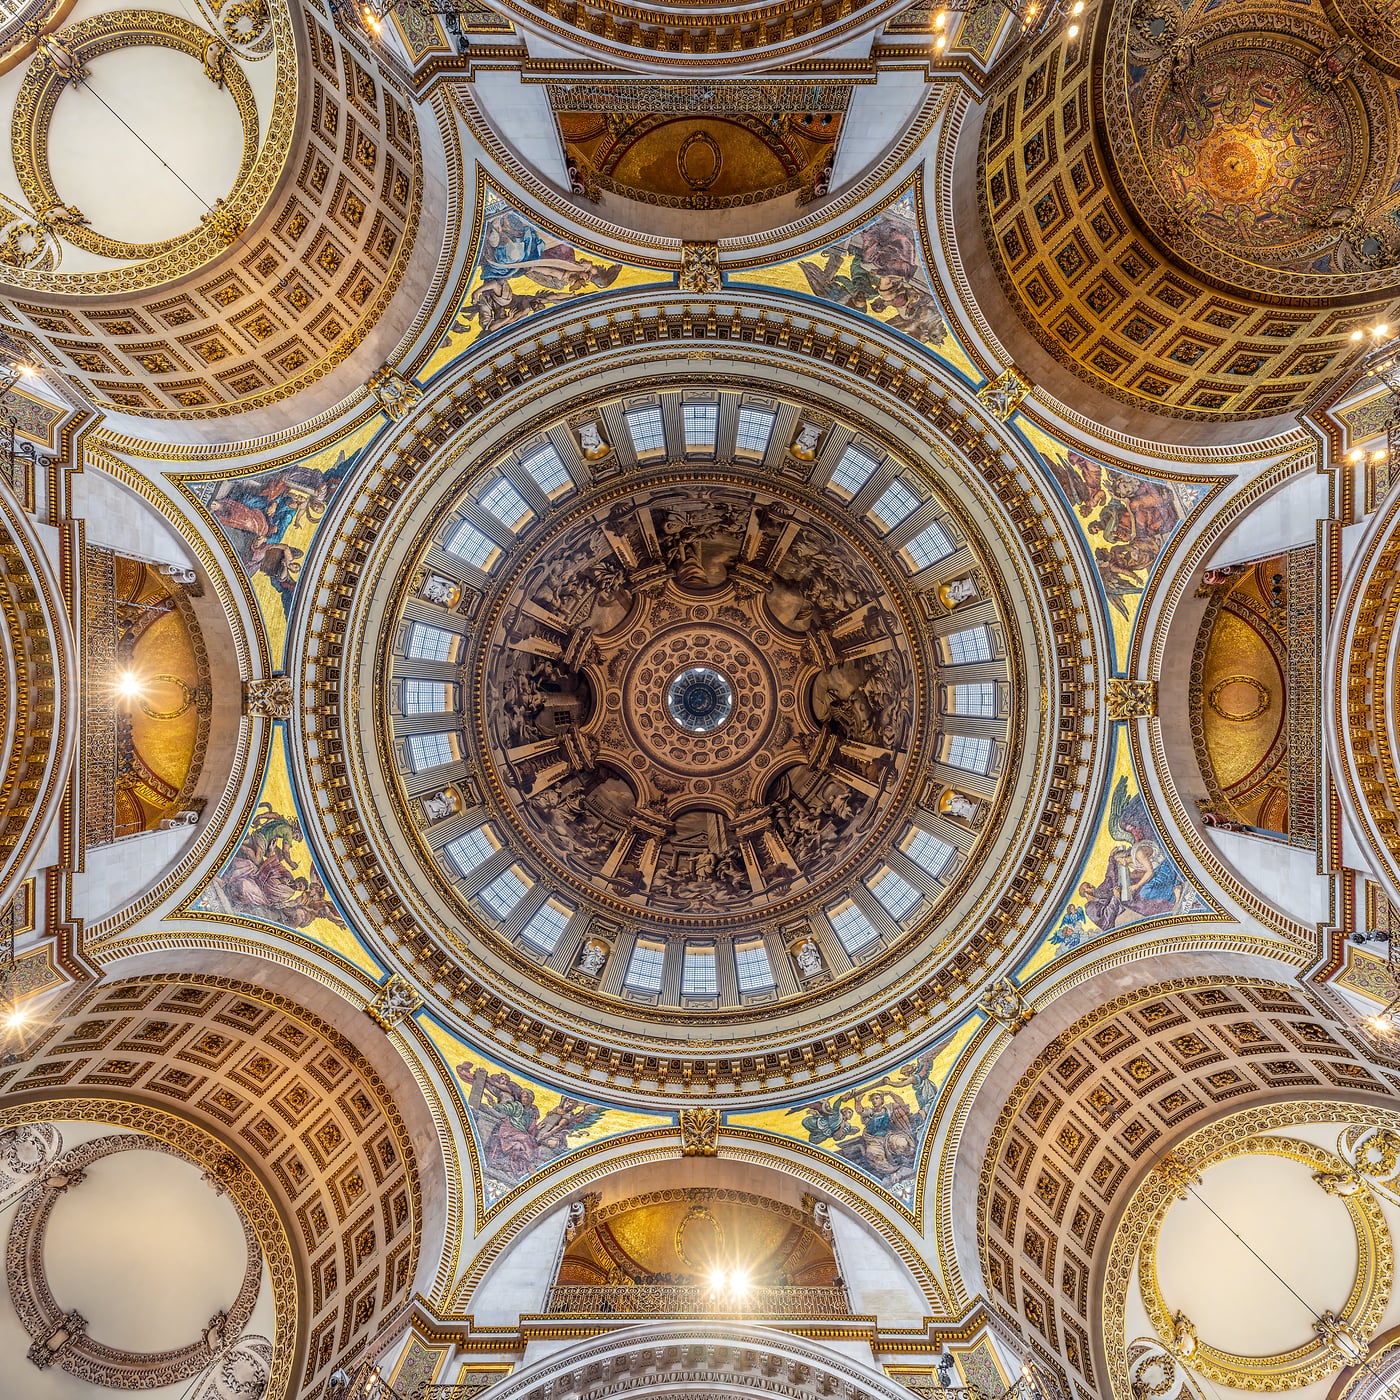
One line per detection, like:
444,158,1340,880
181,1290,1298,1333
1136,1135,1393,1392
11,9,260,261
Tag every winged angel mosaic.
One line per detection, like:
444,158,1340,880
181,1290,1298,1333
423,185,667,378
439,1046,673,1205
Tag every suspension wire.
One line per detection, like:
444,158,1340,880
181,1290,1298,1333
1182,1182,1320,1319
75,77,218,210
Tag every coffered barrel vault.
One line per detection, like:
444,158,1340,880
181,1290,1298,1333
4,0,1400,1398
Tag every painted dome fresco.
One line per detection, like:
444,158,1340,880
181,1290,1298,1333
347,372,1083,1049
7,0,1400,1397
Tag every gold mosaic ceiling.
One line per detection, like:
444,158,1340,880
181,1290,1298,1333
979,0,1400,418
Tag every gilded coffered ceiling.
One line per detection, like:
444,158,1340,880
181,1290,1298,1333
979,0,1400,419
6,2,1400,1399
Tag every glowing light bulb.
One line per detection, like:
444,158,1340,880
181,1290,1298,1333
1071,1,1084,13
1353,329,1366,341
934,32,946,47
1370,1013,1393,1033
1376,324,1390,336
934,8,947,25
4,1008,25,1030
1349,449,1364,463
1374,449,1389,462
117,671,142,699
1067,21,1080,35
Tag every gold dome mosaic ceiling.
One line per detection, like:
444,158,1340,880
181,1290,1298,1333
979,0,1400,418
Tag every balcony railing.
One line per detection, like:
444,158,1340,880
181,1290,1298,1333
543,1284,852,1317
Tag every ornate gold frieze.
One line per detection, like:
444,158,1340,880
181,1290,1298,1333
244,674,293,719
679,1107,720,1156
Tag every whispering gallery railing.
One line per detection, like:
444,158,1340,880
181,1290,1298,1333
542,1283,854,1316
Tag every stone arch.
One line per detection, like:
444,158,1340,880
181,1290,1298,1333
476,1320,920,1400
452,1152,935,1326
962,968,1400,1400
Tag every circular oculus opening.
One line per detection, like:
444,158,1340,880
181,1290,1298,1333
45,46,245,248
666,665,734,733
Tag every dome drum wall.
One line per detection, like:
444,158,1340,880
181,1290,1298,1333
476,0,916,75
287,322,1105,1099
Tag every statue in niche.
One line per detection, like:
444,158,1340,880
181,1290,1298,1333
577,420,611,460
577,941,607,976
794,939,824,978
790,422,823,461
420,573,462,608
937,575,979,609
422,788,460,823
939,788,980,823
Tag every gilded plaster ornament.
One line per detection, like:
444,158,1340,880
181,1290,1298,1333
679,1107,720,1156
367,973,423,1029
977,977,1033,1031
1154,1149,1202,1200
33,202,86,232
976,367,1030,422
34,34,85,85
27,1311,86,1369
243,675,292,720
1169,1310,1197,1360
678,241,722,293
1314,1166,1364,1195
368,366,424,422
202,35,231,86
1107,678,1158,721
200,200,245,247
1314,1310,1369,1365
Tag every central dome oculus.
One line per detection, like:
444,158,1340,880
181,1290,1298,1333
667,666,734,734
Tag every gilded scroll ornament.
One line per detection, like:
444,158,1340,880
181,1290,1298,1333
976,366,1030,422
678,241,722,293
243,675,292,720
367,972,424,1029
1107,678,1158,721
367,365,424,422
679,1107,720,1156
